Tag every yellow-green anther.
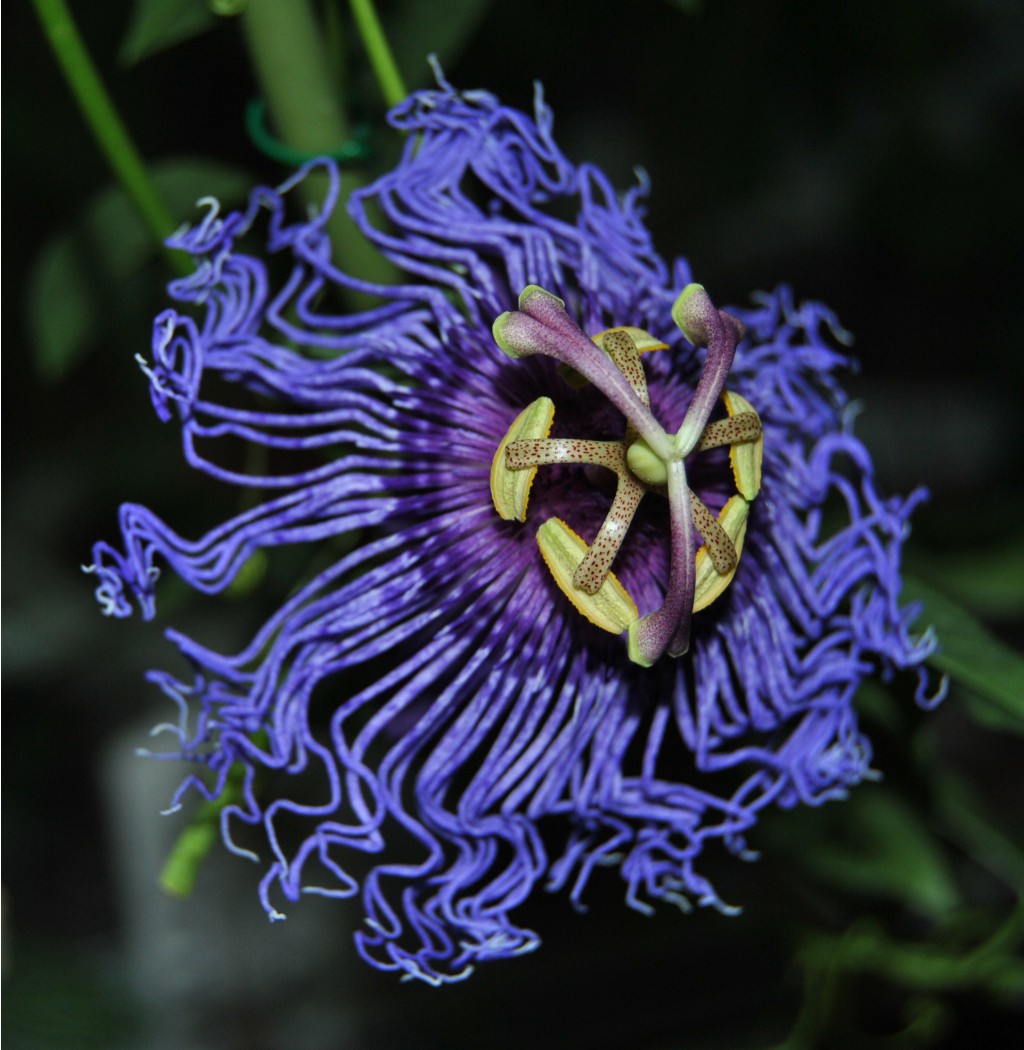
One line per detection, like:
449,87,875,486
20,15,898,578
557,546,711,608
536,518,639,634
626,437,668,486
722,390,763,500
693,495,750,611
490,397,555,521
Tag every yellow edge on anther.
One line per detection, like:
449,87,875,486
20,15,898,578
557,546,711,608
722,389,764,500
536,518,639,634
490,397,555,522
693,495,750,612
590,326,669,355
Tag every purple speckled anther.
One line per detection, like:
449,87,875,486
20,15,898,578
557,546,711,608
88,79,942,984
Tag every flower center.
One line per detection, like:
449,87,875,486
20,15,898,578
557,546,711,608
490,285,763,666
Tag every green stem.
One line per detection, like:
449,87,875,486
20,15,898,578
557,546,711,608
348,0,408,108
160,783,242,898
160,811,220,898
242,0,351,159
770,950,840,1050
241,0,394,292
160,732,268,897
31,0,188,275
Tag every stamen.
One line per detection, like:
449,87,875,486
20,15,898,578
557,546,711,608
591,326,670,357
504,436,649,596
693,496,750,612
696,412,762,452
690,493,738,576
506,439,624,471
491,284,764,666
599,329,650,408
573,470,646,595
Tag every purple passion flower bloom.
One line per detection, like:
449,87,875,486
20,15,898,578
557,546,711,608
89,81,941,984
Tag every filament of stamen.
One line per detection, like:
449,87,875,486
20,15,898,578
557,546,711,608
696,412,762,452
690,493,738,575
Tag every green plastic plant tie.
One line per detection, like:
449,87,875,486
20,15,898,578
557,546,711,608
245,98,373,167
241,0,398,295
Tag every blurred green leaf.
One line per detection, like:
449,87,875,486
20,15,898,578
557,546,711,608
225,549,268,598
803,909,1024,997
961,688,1024,738
5,942,140,1047
854,678,908,736
28,236,99,382
905,531,1024,618
903,575,1024,730
119,0,219,66
386,0,492,86
770,786,960,920
27,157,254,381
931,765,1024,893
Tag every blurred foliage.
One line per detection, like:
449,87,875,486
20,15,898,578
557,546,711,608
904,576,1024,735
3,942,141,1048
6,0,1024,1047
118,0,220,65
28,157,253,380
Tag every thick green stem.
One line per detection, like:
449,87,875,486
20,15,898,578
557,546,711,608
159,811,220,898
241,0,393,291
348,0,408,108
31,0,188,274
242,0,351,157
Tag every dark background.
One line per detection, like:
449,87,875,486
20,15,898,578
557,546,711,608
5,1,1024,1047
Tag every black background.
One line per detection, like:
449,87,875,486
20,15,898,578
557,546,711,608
5,1,1024,1047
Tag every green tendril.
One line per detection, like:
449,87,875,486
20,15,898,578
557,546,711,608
30,0,190,275
245,99,373,167
348,0,409,109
